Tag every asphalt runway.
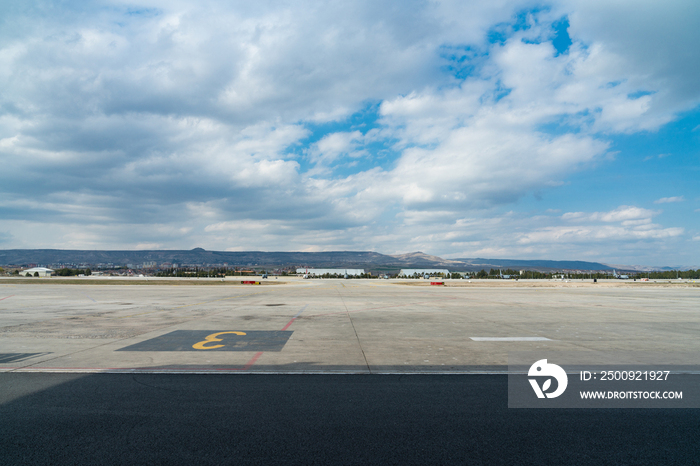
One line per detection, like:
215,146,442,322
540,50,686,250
0,373,698,465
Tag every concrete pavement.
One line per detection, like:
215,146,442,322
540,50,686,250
1,279,698,373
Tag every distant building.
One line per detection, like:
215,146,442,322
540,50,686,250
399,269,449,277
142,261,157,268
20,267,54,277
296,268,365,276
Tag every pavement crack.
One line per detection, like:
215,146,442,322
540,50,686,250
336,288,371,374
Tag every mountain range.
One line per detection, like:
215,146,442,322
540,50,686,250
0,249,629,271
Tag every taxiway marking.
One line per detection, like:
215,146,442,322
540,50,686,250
119,330,291,352
247,305,308,370
193,331,247,350
281,305,308,331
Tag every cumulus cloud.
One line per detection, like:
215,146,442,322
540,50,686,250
0,1,696,264
307,131,367,168
560,0,700,116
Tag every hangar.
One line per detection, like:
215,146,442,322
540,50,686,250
20,267,55,277
296,268,365,276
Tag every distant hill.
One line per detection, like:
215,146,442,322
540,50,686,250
453,258,614,271
603,263,697,272
1,249,619,271
0,249,392,268
388,252,465,267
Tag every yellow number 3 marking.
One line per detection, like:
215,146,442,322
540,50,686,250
192,331,247,350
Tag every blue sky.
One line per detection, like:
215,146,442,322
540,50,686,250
0,0,699,267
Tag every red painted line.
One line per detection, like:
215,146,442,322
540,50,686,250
280,318,296,331
242,306,305,369
242,306,306,371
0,295,14,301
240,352,264,370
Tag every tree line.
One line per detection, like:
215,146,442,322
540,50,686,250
54,268,92,276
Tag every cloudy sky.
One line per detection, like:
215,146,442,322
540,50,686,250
1,1,699,266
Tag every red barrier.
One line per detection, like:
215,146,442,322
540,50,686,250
241,281,260,285
430,281,444,286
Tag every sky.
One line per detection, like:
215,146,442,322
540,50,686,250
0,0,699,267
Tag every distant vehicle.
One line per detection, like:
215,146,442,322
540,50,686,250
344,273,349,279
262,274,268,279
424,274,430,279
499,270,511,279
613,270,629,279
303,274,309,279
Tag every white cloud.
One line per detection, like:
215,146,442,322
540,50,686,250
562,206,657,222
308,131,365,165
518,224,683,244
0,1,698,265
352,16,693,216
654,196,685,204
518,205,683,245
381,127,607,208
644,153,671,161
561,0,700,115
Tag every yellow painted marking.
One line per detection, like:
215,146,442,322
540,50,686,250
192,331,247,350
